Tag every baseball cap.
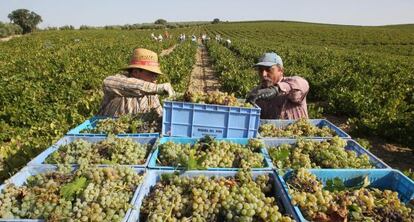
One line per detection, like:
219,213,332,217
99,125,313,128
254,52,283,68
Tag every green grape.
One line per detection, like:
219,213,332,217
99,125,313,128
259,118,336,138
181,90,253,107
45,136,150,165
268,137,373,170
140,169,293,221
287,168,414,221
0,165,143,222
82,108,161,134
158,137,265,169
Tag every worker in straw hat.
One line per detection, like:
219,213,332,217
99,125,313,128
246,52,309,119
97,48,175,117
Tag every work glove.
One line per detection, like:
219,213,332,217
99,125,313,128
156,83,175,97
246,86,280,105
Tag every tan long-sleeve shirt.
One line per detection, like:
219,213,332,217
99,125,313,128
97,74,162,117
254,76,309,119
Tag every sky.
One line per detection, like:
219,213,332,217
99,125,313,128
1,0,414,28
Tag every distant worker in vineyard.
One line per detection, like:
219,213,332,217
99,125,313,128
225,38,231,47
247,52,309,119
97,48,175,117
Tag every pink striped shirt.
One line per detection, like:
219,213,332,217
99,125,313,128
255,76,309,119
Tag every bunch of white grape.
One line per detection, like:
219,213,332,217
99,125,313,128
260,119,336,138
83,109,161,134
287,168,414,221
45,136,150,165
140,169,293,221
158,137,265,169
181,90,253,107
0,166,143,221
268,137,373,170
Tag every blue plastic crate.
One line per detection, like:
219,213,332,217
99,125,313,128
259,119,351,139
278,169,414,221
127,169,299,222
27,136,158,167
0,165,145,222
147,137,273,171
162,100,261,138
66,116,159,137
263,138,390,169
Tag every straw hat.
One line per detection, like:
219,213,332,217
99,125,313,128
122,48,163,75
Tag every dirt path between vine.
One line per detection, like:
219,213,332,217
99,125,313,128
0,35,21,42
324,114,413,171
187,40,220,93
160,44,177,57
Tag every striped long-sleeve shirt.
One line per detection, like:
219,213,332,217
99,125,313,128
97,74,162,117
254,76,309,119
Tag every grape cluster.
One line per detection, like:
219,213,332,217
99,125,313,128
287,168,414,221
158,137,265,169
140,169,293,221
268,137,373,170
0,166,143,221
403,169,414,181
259,119,336,138
45,136,150,165
180,90,253,107
83,109,161,134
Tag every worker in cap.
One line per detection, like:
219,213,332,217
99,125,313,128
97,48,175,117
247,52,309,119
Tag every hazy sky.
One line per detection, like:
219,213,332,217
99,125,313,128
1,0,413,28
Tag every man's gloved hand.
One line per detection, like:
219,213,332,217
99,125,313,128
246,86,280,104
156,83,175,97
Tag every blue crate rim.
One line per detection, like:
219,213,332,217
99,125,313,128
163,100,261,111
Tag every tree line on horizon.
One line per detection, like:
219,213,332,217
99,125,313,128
1,9,223,38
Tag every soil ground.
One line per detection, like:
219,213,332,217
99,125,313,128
160,44,177,57
187,40,220,93
0,35,21,42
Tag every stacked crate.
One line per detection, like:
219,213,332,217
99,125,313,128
1,99,413,222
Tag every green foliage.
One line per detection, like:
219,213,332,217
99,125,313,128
159,41,197,92
325,177,346,192
0,21,22,38
154,19,167,25
8,9,42,34
212,18,220,24
60,176,87,200
355,138,372,150
206,41,259,97
0,29,179,182
59,25,75,30
403,169,414,181
206,22,414,147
